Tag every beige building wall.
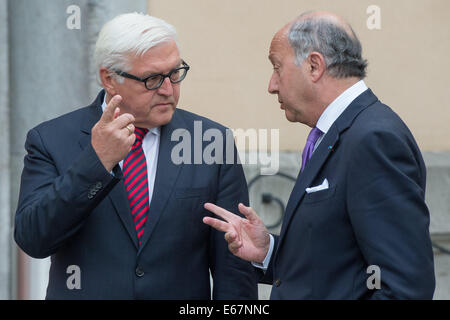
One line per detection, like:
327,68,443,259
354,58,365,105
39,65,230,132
148,0,450,152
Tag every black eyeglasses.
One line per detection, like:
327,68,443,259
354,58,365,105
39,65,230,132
113,60,190,90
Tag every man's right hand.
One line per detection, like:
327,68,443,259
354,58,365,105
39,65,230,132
91,95,136,172
203,203,271,264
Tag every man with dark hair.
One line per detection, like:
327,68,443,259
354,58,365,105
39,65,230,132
203,11,435,299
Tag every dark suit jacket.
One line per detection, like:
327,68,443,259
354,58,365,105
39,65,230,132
261,89,435,299
15,90,258,300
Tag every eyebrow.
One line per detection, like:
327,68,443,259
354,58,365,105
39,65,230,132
140,60,183,78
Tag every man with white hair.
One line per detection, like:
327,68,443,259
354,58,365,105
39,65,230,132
14,13,258,299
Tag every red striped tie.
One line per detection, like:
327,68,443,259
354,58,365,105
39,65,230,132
123,127,150,246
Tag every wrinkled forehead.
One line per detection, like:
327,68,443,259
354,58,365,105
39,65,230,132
129,40,181,73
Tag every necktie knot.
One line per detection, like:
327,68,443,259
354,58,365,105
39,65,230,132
133,127,149,145
306,127,323,144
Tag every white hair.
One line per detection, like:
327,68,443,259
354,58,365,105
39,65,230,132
94,12,178,84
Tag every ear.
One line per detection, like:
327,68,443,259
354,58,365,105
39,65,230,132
307,52,326,82
99,67,117,96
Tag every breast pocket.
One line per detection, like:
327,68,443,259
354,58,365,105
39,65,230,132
173,187,211,232
303,186,337,205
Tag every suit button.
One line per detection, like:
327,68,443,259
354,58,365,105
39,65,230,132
274,279,281,287
135,267,144,277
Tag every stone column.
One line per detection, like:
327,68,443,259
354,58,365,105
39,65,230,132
0,0,11,300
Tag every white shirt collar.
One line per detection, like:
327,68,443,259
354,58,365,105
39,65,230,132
316,80,368,135
101,95,161,136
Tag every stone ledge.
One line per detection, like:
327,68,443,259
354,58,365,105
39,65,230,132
423,152,450,234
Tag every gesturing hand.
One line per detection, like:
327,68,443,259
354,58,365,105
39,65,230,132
203,203,270,264
91,95,136,172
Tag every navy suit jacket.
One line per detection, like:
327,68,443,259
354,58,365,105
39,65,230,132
15,90,258,299
261,89,435,299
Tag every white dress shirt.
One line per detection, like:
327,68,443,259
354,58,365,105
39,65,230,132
253,80,368,271
314,80,368,151
101,98,160,204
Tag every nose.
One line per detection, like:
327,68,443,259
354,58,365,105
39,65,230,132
157,76,174,96
268,72,278,95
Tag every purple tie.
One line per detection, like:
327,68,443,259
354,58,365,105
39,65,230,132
300,127,323,173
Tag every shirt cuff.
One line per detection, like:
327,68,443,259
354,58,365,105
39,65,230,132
251,234,274,271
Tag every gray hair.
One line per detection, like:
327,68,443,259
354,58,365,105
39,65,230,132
288,14,368,78
94,12,178,84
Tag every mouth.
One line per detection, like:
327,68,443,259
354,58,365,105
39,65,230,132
153,102,173,109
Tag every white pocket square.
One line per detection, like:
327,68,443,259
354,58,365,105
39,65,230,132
305,178,329,194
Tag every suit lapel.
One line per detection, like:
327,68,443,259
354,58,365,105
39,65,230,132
278,126,340,243
78,90,140,249
276,89,379,255
137,110,185,255
108,181,140,249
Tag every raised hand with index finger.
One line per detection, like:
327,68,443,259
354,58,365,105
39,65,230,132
91,95,137,172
